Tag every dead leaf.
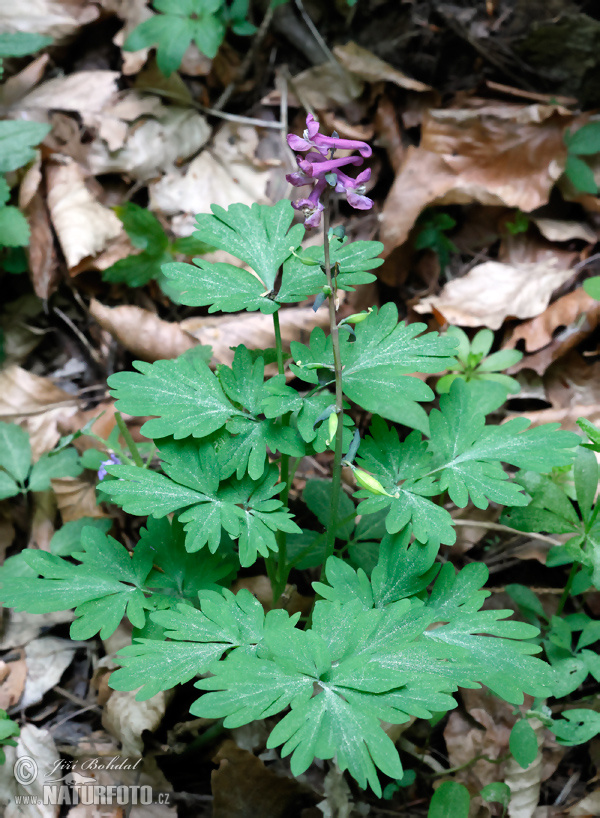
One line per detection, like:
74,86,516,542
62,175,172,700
87,104,211,180
19,70,120,123
414,258,576,329
181,306,329,366
0,54,49,109
28,490,56,551
0,365,79,458
0,610,73,651
51,475,108,522
211,740,316,818
22,636,77,708
0,0,99,39
0,296,44,367
102,688,169,756
567,791,600,816
149,122,272,215
381,102,571,254
504,403,600,432
46,159,123,269
102,0,154,75
26,190,60,299
333,41,431,92
0,725,60,818
544,353,600,410
286,61,364,110
0,656,27,709
505,287,600,353
374,95,404,173
532,217,597,244
89,299,200,362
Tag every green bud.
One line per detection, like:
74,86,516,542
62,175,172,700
344,308,373,325
326,411,339,446
353,468,392,496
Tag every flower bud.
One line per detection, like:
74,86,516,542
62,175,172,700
344,308,373,325
326,411,339,446
352,468,391,496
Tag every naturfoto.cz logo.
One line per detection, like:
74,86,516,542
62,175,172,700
12,755,171,807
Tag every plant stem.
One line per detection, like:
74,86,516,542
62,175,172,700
114,411,144,468
322,190,345,571
452,519,563,547
556,562,579,616
273,310,290,598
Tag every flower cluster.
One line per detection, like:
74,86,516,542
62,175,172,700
98,453,121,481
286,114,373,228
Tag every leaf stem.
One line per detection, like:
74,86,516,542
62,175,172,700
273,310,290,599
556,562,579,616
114,411,144,468
452,519,563,547
322,190,345,572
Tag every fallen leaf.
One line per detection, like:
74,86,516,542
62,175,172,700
414,258,576,329
28,489,56,551
532,217,597,244
211,739,316,818
87,104,211,180
0,610,73,651
333,41,431,92
149,122,272,215
46,159,123,269
0,54,49,109
0,725,60,818
284,61,363,110
102,688,169,756
102,0,154,75
51,475,108,523
18,70,120,123
381,102,571,254
567,791,600,816
504,403,600,432
0,365,79,458
0,0,99,39
505,287,600,353
0,656,27,709
0,296,44,367
544,353,600,410
22,636,77,708
25,190,60,299
374,95,405,173
89,299,200,362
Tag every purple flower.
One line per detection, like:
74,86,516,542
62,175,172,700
286,115,373,227
287,113,372,158
98,453,121,481
335,168,373,210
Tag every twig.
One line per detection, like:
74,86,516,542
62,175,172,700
213,5,274,111
54,306,102,365
452,519,562,547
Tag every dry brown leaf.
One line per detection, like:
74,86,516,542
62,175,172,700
87,104,211,180
89,299,199,362
46,159,123,269
532,217,597,244
544,354,600,411
149,123,271,215
52,475,108,522
567,791,600,816
414,258,576,329
333,41,431,92
19,70,120,122
181,306,329,366
28,489,56,551
381,102,571,254
0,54,49,109
0,725,60,818
0,0,99,39
211,740,316,818
0,657,27,709
374,95,405,173
22,636,77,708
0,365,79,457
506,287,600,353
0,296,44,367
25,190,60,299
102,689,169,756
505,403,600,432
286,61,364,110
102,0,154,75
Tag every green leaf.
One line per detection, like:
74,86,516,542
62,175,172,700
501,472,582,537
193,201,304,292
0,472,21,500
574,445,598,525
102,252,169,287
124,14,193,76
162,259,278,313
291,304,457,432
0,528,155,639
0,421,31,483
28,448,82,491
191,13,226,58
584,276,600,301
0,32,52,57
427,781,470,818
50,518,113,557
566,122,600,156
565,154,598,194
480,782,510,810
549,709,600,746
277,238,382,303
509,719,538,769
111,587,300,699
303,479,355,540
0,206,30,248
114,203,168,254
108,347,240,439
0,121,51,174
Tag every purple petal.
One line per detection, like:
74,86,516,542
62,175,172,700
287,134,312,152
305,114,320,139
305,206,324,228
299,155,363,177
286,170,311,187
313,134,372,158
346,191,373,210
